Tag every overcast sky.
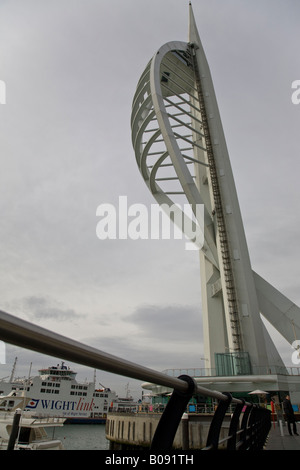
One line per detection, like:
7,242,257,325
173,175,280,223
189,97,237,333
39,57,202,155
0,0,299,397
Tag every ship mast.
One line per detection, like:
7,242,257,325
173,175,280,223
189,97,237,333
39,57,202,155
9,357,17,382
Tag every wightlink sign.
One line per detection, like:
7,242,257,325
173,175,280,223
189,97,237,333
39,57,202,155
26,397,95,413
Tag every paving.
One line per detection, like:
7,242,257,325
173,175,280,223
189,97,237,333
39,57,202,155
265,421,300,450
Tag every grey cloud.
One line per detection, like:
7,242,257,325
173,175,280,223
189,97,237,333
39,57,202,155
126,304,203,343
88,321,204,373
22,296,84,322
85,303,204,371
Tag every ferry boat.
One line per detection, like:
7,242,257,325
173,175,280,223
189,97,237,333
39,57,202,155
0,361,136,424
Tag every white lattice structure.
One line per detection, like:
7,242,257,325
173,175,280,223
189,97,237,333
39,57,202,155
131,4,300,395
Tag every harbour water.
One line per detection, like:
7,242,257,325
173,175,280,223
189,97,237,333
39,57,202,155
53,424,109,450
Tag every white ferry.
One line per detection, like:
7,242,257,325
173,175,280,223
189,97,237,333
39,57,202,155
0,361,136,424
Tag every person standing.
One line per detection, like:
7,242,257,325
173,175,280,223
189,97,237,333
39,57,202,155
283,395,299,436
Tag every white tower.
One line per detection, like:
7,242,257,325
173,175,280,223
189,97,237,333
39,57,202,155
131,4,300,391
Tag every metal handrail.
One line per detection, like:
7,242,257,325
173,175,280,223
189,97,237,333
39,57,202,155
0,309,271,450
163,365,300,377
0,310,188,393
1,309,249,405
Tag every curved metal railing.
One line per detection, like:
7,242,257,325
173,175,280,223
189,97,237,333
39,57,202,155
0,309,271,450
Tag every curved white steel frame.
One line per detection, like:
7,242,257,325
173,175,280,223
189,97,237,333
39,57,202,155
131,42,216,265
131,39,250,363
131,5,300,380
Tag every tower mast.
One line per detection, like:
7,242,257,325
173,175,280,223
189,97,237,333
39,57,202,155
187,3,274,371
131,3,296,380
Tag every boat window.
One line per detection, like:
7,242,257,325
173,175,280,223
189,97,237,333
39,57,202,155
18,427,31,444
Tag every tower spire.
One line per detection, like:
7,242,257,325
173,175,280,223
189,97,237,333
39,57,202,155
131,5,300,396
188,2,201,46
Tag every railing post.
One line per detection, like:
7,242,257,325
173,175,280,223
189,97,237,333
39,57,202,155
150,375,196,451
205,392,232,450
244,405,270,450
252,407,271,450
226,399,245,450
239,403,253,450
248,405,260,450
7,409,21,450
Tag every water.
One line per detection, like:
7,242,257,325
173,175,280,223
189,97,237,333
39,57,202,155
53,424,110,450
